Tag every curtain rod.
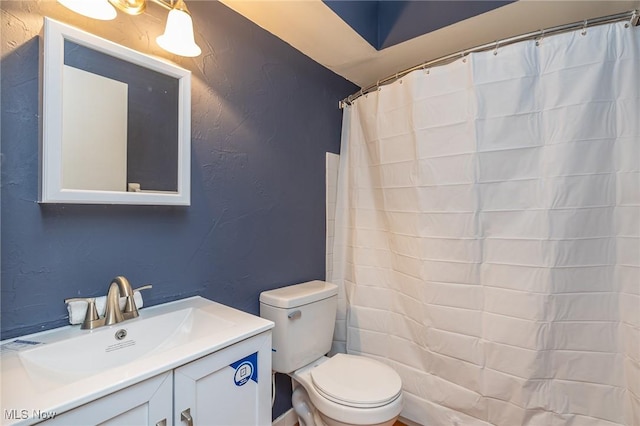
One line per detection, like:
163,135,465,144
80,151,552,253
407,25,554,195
339,9,639,108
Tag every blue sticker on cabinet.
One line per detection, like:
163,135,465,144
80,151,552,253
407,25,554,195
230,352,258,386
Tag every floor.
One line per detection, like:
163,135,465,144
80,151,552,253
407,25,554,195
294,420,406,426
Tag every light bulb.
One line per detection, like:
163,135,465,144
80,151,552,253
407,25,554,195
58,0,117,20
156,2,201,57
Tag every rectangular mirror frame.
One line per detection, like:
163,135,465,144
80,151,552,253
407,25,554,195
39,17,191,205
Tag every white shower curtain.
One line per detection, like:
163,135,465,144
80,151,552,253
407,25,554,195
330,22,639,426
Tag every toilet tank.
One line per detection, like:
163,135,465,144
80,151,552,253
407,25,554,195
260,281,338,374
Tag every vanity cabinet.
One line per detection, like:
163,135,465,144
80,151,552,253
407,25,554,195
174,332,272,426
41,372,172,425
42,332,272,426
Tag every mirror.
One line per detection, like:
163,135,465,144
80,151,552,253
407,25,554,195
39,18,191,205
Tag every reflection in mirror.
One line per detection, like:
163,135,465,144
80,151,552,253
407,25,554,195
63,41,179,193
62,63,128,191
40,17,191,205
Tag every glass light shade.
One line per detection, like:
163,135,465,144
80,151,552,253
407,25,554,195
58,0,117,20
156,8,201,57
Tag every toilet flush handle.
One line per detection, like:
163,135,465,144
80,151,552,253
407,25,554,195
288,310,302,320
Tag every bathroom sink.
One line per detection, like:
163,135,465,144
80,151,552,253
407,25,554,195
0,296,273,425
19,306,233,382
1,296,273,426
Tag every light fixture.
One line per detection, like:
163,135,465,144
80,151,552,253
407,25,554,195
156,0,201,57
57,0,202,57
58,0,117,20
109,0,146,15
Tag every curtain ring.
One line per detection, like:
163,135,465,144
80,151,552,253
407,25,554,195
628,10,639,27
376,80,381,91
493,41,499,56
536,30,545,46
581,20,588,36
461,51,467,63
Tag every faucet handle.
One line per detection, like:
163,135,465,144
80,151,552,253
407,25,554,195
122,284,152,320
133,284,153,292
64,297,104,330
64,297,92,304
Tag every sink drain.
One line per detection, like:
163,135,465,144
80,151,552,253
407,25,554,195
115,329,127,340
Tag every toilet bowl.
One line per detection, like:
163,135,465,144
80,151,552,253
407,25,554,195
292,355,403,426
259,281,404,426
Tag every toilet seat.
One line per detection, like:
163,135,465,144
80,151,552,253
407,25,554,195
310,354,402,409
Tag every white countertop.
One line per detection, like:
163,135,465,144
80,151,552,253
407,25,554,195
0,296,273,425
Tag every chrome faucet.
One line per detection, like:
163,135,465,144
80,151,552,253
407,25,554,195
104,276,153,326
104,276,134,326
65,276,152,329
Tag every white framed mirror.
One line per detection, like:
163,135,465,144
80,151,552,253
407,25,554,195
39,17,191,205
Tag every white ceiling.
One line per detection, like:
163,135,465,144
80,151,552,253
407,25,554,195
221,0,640,89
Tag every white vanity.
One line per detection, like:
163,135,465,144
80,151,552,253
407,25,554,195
0,297,274,425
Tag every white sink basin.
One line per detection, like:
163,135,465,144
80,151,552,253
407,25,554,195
1,296,273,425
19,307,233,382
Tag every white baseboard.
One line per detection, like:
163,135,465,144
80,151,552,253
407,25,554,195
273,408,298,426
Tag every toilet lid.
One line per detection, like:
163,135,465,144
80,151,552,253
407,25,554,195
310,354,402,408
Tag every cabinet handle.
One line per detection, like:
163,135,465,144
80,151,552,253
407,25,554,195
155,420,167,426
181,408,193,426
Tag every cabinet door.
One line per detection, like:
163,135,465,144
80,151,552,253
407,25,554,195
174,331,272,426
43,372,172,426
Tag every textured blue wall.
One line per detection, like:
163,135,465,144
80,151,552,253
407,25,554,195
1,1,356,417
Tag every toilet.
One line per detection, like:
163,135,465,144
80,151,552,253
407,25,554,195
260,280,403,426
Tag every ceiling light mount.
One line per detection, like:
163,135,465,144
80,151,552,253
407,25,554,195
108,0,146,15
